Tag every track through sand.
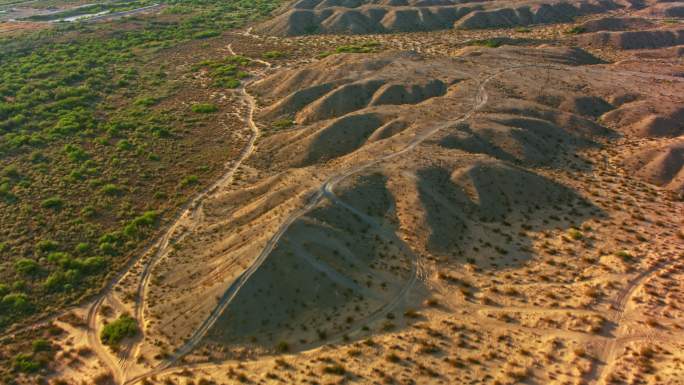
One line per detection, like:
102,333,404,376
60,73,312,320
81,44,269,385
591,256,679,385
121,61,558,385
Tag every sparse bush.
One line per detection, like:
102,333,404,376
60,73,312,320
2,293,32,314
193,30,220,39
41,196,64,210
386,353,401,363
263,51,285,59
13,353,41,373
100,184,123,196
567,228,584,240
276,341,289,353
36,240,59,253
100,314,138,346
14,258,39,277
32,339,51,353
322,364,346,375
272,118,294,130
467,39,502,48
566,26,587,34
191,103,218,113
180,175,199,188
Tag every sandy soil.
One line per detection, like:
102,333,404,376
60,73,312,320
10,1,683,384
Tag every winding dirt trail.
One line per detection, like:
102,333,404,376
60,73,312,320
81,44,270,385
121,62,551,385
591,256,679,385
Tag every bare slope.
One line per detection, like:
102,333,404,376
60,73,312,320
256,0,627,35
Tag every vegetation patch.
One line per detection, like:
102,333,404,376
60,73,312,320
318,41,381,58
191,103,219,114
466,39,502,48
100,314,138,347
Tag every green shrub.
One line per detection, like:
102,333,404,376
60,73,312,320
134,96,159,107
2,165,20,178
124,211,159,238
63,144,89,162
100,314,138,346
615,250,633,262
193,30,220,39
180,175,199,187
13,353,40,373
43,270,80,292
272,118,294,130
336,41,380,53
2,293,31,314
191,103,218,113
214,78,241,89
567,228,584,240
276,341,289,352
74,242,90,254
263,51,285,59
566,26,586,34
32,339,51,353
116,140,134,151
14,258,40,276
466,39,502,48
100,184,123,196
36,240,59,253
41,196,64,210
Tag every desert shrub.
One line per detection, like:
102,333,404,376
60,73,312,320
180,175,199,188
100,183,123,196
63,144,89,162
272,118,294,130
336,41,380,53
318,41,381,58
566,26,586,34
275,341,289,353
567,228,583,240
14,258,40,276
214,78,241,88
74,242,90,254
123,211,159,238
2,165,20,178
193,30,220,39
31,339,51,353
322,364,346,375
2,293,32,314
100,314,138,346
135,96,159,107
116,140,134,151
615,250,633,262
36,240,59,253
43,270,79,292
466,39,501,48
191,103,218,113
41,196,64,210
12,353,40,373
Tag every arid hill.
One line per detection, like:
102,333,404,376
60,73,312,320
256,0,628,35
13,1,683,384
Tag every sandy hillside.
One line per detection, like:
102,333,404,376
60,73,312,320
8,1,682,385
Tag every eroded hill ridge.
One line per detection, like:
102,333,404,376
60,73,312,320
257,0,630,35
22,0,684,384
